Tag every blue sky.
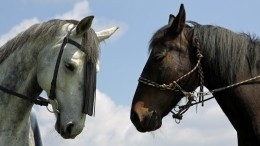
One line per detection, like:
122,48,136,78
1,0,260,146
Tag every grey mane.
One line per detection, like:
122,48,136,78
0,19,100,64
81,23,99,116
193,24,260,84
0,20,66,63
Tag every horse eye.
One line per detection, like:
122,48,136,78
155,54,165,61
154,52,166,61
153,48,167,61
65,62,75,72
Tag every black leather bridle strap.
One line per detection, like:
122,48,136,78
49,26,83,100
0,85,49,106
67,38,84,52
49,36,68,100
0,26,82,106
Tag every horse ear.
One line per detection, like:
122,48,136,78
96,26,119,42
168,14,175,25
169,4,186,34
76,16,94,36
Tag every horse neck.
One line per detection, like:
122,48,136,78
194,25,250,89
0,39,43,143
197,26,260,142
202,48,260,143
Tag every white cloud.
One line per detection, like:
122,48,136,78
93,17,128,42
0,0,125,46
55,0,91,20
22,0,72,5
0,17,40,46
55,0,126,42
35,90,237,146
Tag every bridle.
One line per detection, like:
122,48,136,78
0,26,85,111
138,30,260,123
138,36,206,123
48,26,88,114
49,26,84,100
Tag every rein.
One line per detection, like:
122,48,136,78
0,26,83,107
0,85,49,106
138,34,260,123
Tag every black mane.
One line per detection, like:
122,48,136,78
192,24,260,84
149,21,260,84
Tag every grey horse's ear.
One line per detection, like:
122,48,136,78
96,26,119,42
76,16,94,36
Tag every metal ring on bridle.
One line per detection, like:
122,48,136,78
46,99,60,113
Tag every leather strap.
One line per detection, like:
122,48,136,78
49,27,82,100
0,85,49,106
0,26,82,106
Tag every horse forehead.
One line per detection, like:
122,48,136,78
68,52,84,66
151,33,189,51
168,32,189,46
71,50,85,59
61,23,76,35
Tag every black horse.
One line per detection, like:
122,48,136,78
130,4,260,146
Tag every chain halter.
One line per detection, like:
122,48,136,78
138,32,260,123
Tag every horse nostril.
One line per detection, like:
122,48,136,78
65,122,74,135
130,109,140,123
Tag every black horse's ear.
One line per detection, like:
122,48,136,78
76,16,94,36
168,14,175,25
169,4,186,34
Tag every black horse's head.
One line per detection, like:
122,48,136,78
130,4,200,132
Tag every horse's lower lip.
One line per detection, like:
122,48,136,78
135,121,162,133
55,120,78,139
134,113,162,132
60,132,77,139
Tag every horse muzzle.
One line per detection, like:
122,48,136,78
55,114,85,139
130,103,162,132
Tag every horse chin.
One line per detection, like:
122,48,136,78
55,116,71,139
138,116,162,133
54,114,83,139
137,120,162,133
131,109,162,133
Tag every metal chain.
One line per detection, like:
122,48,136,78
197,48,205,106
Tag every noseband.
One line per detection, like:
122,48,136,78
138,33,260,123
